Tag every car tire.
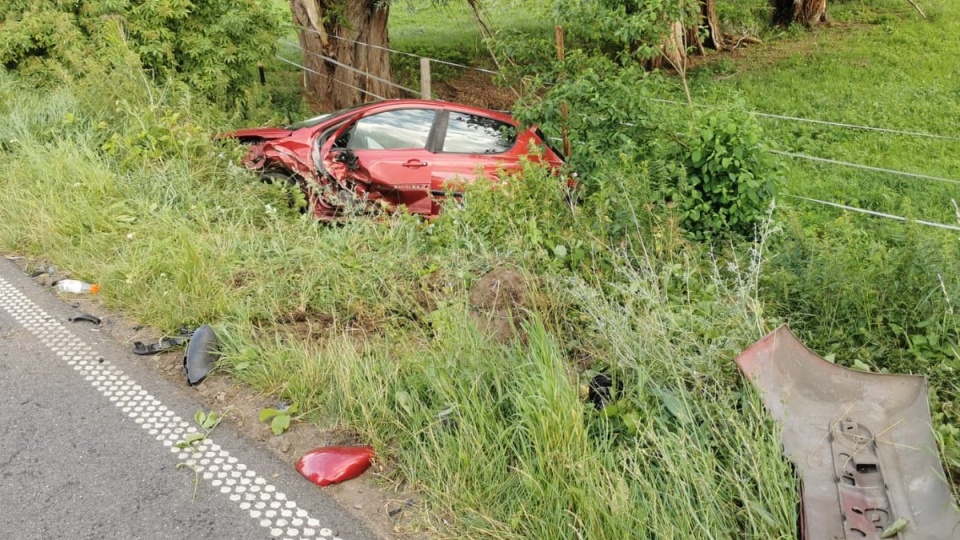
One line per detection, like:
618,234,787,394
259,170,307,213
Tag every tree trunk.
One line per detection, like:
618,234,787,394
773,0,828,26
650,0,725,70
648,21,686,70
289,0,395,111
699,0,725,50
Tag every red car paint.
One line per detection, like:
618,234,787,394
224,99,565,220
295,446,374,487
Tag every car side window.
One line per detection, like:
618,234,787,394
442,113,517,154
347,109,436,150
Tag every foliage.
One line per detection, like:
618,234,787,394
176,410,223,448
552,0,699,64
661,106,782,240
2,0,960,535
0,0,282,103
260,404,300,435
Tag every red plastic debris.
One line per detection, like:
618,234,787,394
295,446,374,487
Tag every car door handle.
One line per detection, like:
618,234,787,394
402,160,428,169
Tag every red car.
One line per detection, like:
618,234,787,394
226,99,565,219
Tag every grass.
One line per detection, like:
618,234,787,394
2,0,960,537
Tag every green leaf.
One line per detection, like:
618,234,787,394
175,432,206,448
234,362,250,371
851,359,872,372
880,518,909,538
553,244,568,258
202,412,222,430
194,410,205,426
658,389,691,424
271,414,291,436
259,408,280,423
395,390,414,416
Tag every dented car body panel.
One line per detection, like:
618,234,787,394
735,325,960,540
224,99,564,220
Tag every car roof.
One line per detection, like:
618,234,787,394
346,99,516,125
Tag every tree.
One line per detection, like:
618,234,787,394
772,0,828,26
289,0,397,111
0,0,280,103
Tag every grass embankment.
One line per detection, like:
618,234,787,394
1,0,958,537
0,64,798,538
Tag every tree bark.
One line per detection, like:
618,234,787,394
773,0,828,26
699,0,725,50
289,0,396,111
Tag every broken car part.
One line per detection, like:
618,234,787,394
735,325,960,540
68,313,101,325
295,446,374,487
133,335,191,355
183,325,218,386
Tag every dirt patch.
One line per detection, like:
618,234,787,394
468,267,529,343
433,69,518,111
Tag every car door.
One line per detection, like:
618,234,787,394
343,107,439,215
428,110,523,207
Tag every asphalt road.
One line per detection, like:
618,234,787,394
0,258,377,540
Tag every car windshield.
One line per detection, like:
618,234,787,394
284,103,367,130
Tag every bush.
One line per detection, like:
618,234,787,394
0,0,281,104
660,106,782,240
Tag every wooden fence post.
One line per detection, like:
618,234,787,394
420,58,432,100
556,26,571,158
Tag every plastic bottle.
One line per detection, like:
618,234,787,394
56,279,100,294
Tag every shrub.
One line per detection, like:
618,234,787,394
660,106,782,240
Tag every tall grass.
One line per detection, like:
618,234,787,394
0,62,802,537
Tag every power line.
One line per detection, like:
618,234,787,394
279,40,421,96
771,150,960,187
274,55,385,101
787,195,960,232
286,24,498,75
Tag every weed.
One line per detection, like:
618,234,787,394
260,404,300,436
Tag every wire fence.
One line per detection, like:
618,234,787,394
279,39,421,96
274,28,960,232
287,24,498,75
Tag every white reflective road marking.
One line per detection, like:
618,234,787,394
0,277,342,540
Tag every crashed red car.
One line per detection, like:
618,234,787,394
225,99,565,219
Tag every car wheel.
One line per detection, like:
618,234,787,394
259,170,307,213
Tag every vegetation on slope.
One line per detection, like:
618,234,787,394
0,0,957,537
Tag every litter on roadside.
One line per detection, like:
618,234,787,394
68,313,101,325
55,279,99,294
132,335,191,355
296,446,374,487
735,325,960,540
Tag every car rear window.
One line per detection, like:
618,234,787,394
442,113,517,154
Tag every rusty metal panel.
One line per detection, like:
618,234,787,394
736,325,960,539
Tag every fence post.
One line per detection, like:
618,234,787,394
556,26,571,158
420,57,432,100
